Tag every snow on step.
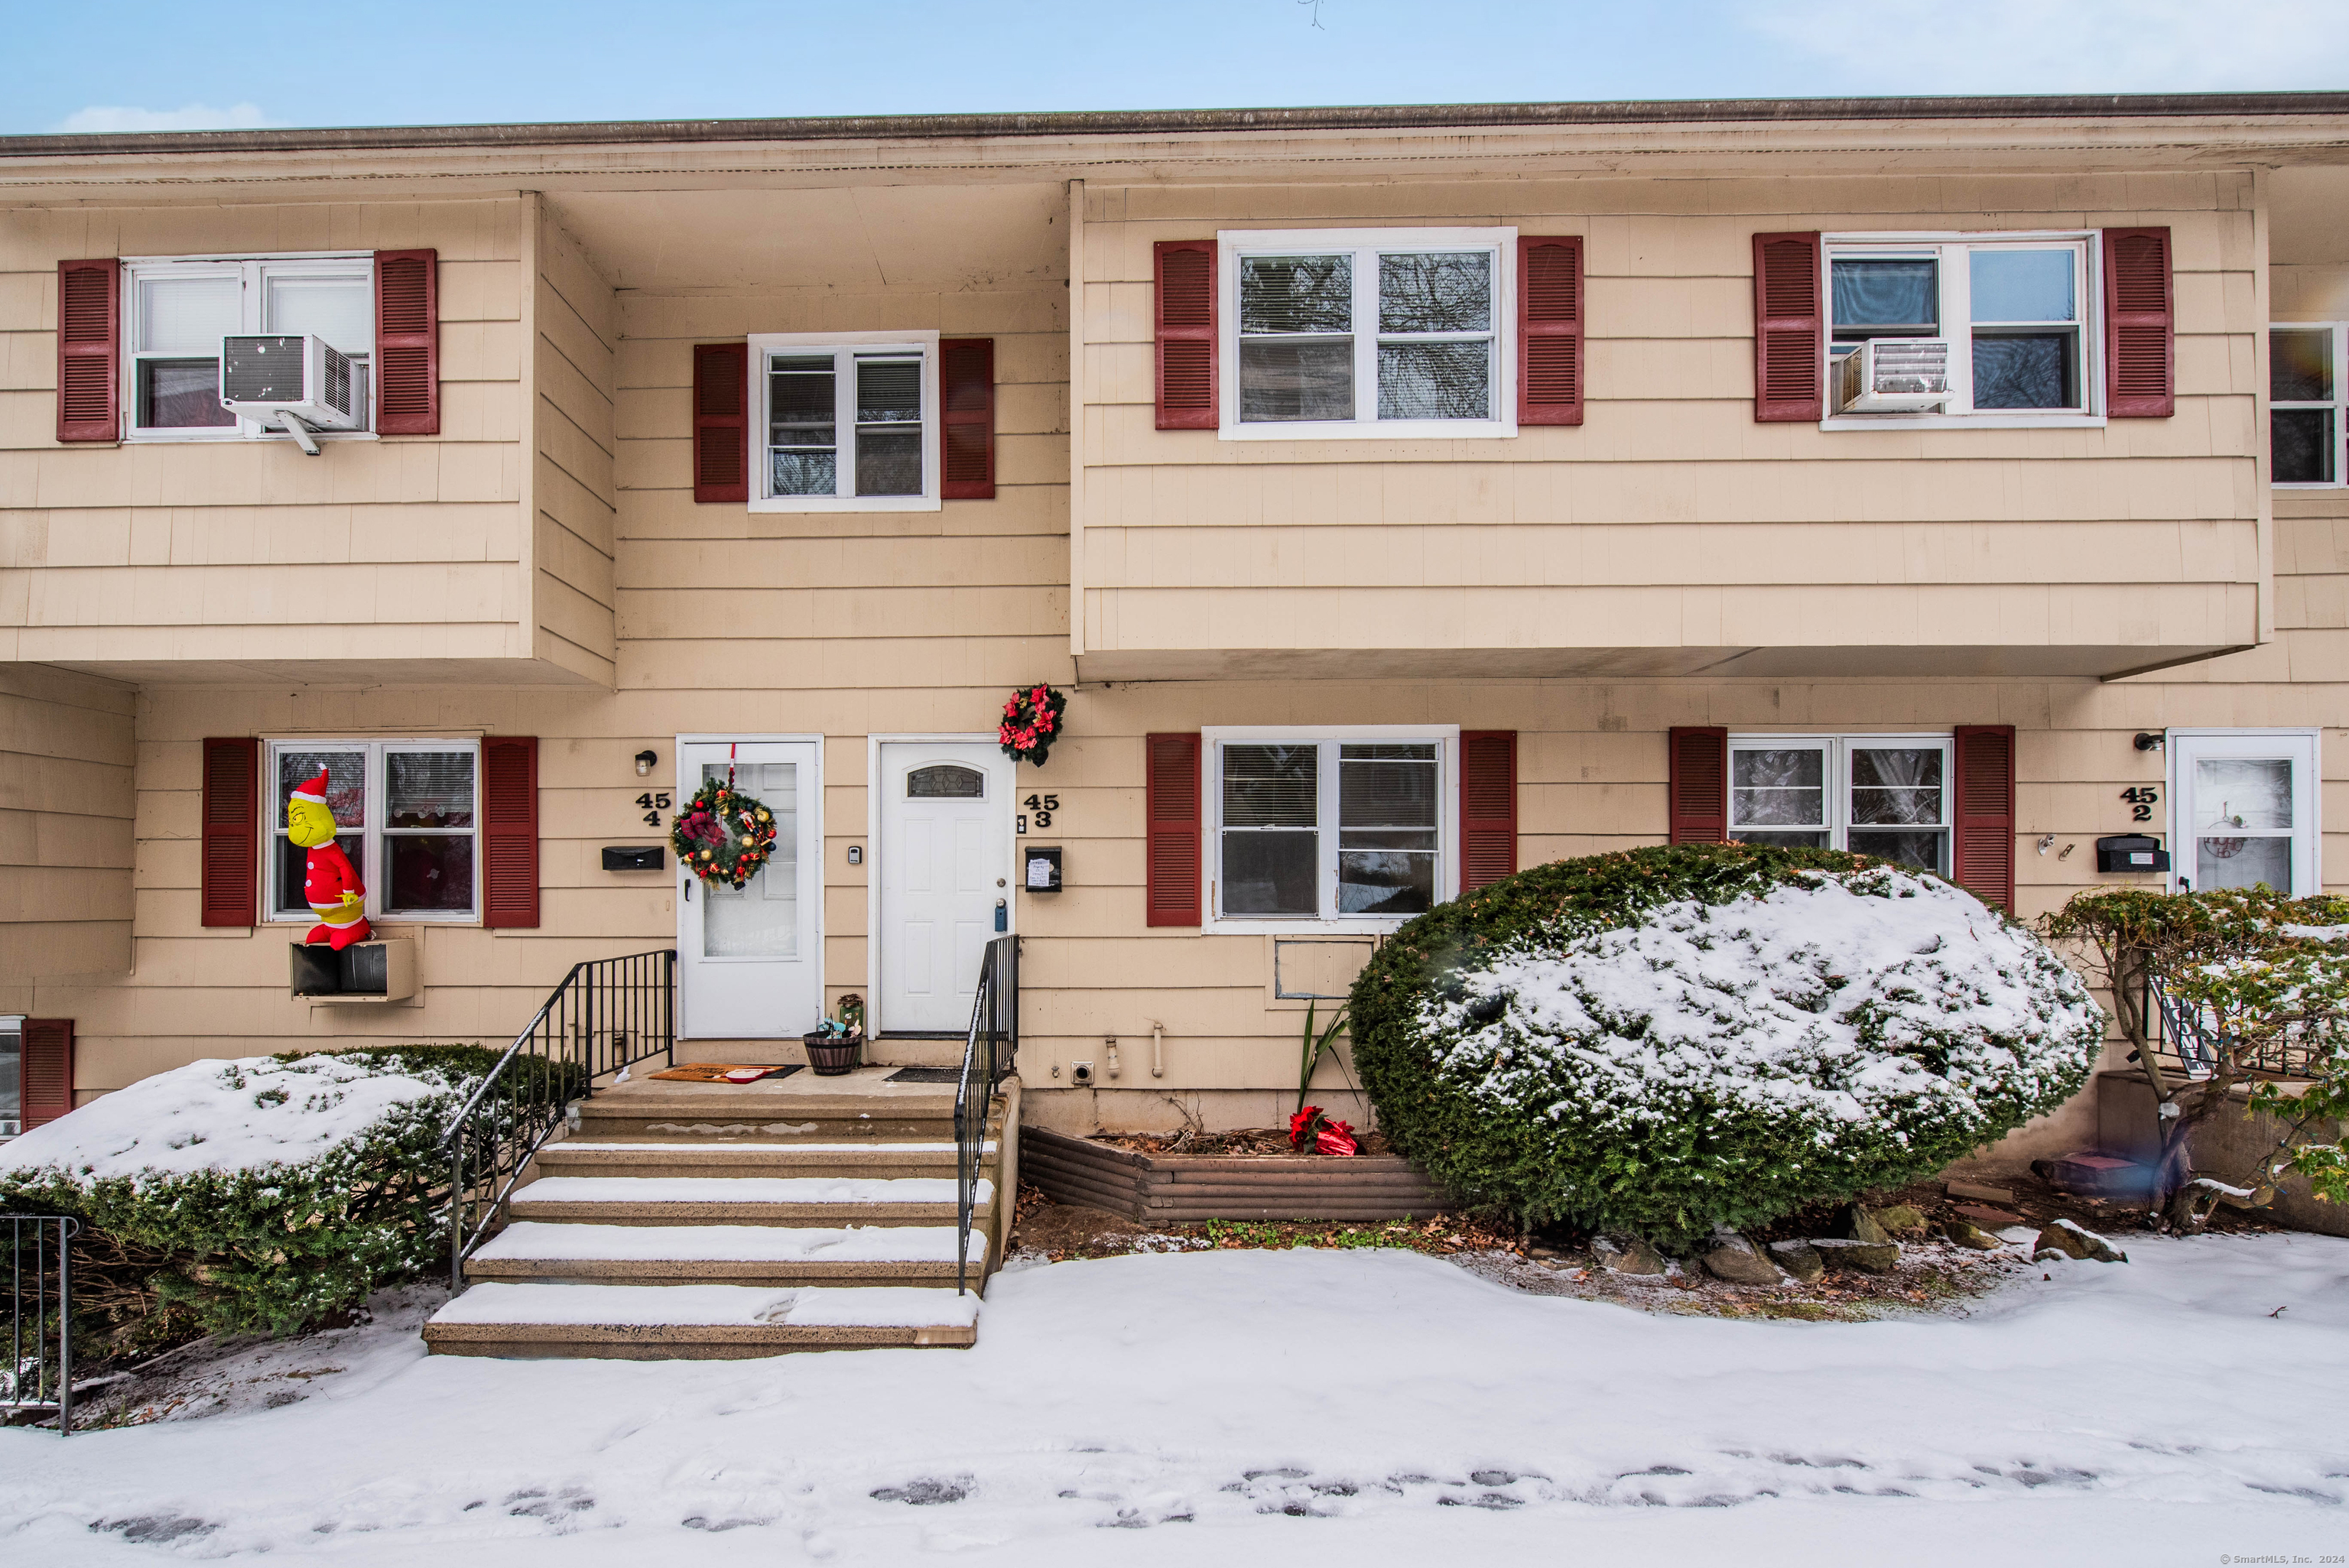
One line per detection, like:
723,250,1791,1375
475,1222,985,1264
432,1282,980,1329
518,1176,987,1205
557,1141,994,1154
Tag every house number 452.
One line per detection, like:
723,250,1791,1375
2120,785,2159,823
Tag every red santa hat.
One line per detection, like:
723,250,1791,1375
292,767,331,804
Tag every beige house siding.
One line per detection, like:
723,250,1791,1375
1073,174,2265,680
0,664,132,1015
531,203,618,685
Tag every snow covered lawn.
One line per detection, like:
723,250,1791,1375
5,1237,2345,1566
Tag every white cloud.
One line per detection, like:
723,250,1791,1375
53,102,277,135
1747,0,2349,94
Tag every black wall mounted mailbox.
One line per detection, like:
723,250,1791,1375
603,845,664,872
2095,835,2170,874
1024,846,1064,891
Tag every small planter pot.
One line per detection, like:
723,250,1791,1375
804,1031,863,1076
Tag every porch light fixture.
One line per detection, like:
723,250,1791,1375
2133,732,2165,752
635,748,658,775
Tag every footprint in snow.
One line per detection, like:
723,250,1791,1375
870,1476,969,1505
93,1516,219,1544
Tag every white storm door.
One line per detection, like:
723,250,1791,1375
879,742,1012,1034
677,739,821,1039
2170,731,2320,896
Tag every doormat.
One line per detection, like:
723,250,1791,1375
646,1063,806,1084
884,1067,964,1084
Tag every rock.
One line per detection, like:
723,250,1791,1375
1811,1238,1900,1273
1699,1231,1785,1287
1767,1238,1825,1282
2035,1218,2127,1264
1945,1180,2016,1205
1593,1233,1665,1277
1954,1202,2022,1228
1872,1203,1927,1234
1837,1204,1891,1244
1938,1216,2003,1251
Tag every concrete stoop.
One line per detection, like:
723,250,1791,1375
423,1073,1009,1360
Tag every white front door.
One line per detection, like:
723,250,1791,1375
2169,729,2321,895
677,739,821,1039
878,742,1013,1034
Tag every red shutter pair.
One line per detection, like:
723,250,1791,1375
1752,230,2174,420
1142,732,1517,927
56,252,436,443
691,339,996,502
198,737,539,928
1665,726,2016,911
1155,239,1585,427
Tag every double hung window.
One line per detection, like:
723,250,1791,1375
265,740,481,923
1220,229,1515,438
2271,324,2347,487
123,254,374,438
1210,730,1454,924
749,332,939,510
1727,735,1954,874
1826,235,2093,420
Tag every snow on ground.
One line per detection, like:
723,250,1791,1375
5,1236,2346,1566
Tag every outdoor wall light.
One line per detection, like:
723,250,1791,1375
2133,732,2165,752
634,748,659,775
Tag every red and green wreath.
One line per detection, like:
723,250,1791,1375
999,683,1067,767
670,779,779,890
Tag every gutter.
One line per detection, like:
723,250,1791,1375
5,91,2349,161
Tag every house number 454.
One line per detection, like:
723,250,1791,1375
2120,785,2159,823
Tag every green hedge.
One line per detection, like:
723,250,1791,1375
1350,844,2105,1248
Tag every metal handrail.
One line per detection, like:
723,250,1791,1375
441,950,676,1291
4,1214,76,1435
954,934,1017,1294
2146,969,2321,1081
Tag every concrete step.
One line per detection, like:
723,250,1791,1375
423,1281,981,1360
465,1222,988,1288
534,1139,993,1181
571,1092,973,1144
508,1174,991,1227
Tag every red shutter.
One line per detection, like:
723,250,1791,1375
940,337,996,500
482,736,540,929
20,1019,74,1128
1951,725,2017,913
1154,241,1217,430
2104,228,2174,418
1459,731,1518,891
373,248,438,436
692,342,749,503
1753,232,1824,422
1145,732,1202,927
1668,727,1729,844
56,260,119,443
200,737,260,928
1518,237,1584,426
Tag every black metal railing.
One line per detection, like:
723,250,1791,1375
2146,969,2321,1080
954,934,1018,1294
4,1215,76,1435
442,950,676,1290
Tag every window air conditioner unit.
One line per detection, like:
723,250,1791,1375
219,334,361,450
1832,337,1951,413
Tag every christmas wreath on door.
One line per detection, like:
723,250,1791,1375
671,778,779,889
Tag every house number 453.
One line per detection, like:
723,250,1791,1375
1023,793,1060,829
2120,785,2159,823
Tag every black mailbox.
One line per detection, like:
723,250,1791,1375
2096,834,2170,874
1023,846,1063,891
602,846,664,872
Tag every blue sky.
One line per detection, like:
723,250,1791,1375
11,0,2347,136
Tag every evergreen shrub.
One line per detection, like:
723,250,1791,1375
1349,844,2105,1248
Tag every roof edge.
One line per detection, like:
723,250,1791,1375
6,91,2349,160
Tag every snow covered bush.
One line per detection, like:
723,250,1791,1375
1350,845,2105,1248
0,1046,561,1343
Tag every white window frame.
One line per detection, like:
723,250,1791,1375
121,252,376,443
2165,729,2322,896
0,1014,21,1139
1217,228,1519,442
1727,732,1956,874
1203,725,1460,933
263,739,482,925
747,330,941,512
1821,230,2103,431
2270,322,2348,489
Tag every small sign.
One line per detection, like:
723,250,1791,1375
1026,857,1054,889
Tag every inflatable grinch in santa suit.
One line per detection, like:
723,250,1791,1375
286,767,371,950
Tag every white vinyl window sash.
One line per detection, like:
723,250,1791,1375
2271,323,2347,488
121,253,375,441
265,739,482,924
749,331,941,511
1206,728,1458,928
1727,734,1954,875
